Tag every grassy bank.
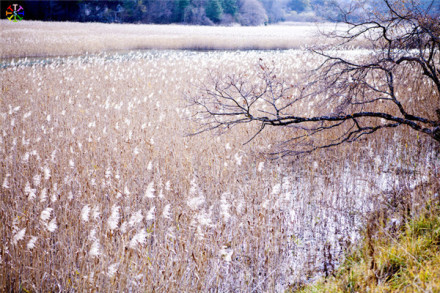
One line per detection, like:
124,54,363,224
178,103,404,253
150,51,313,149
297,189,440,293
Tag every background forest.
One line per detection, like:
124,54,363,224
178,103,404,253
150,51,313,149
3,0,436,25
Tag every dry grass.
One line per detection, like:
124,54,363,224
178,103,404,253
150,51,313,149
0,20,348,58
298,192,440,293
0,22,439,292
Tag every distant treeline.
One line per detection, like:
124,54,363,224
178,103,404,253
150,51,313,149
2,0,438,25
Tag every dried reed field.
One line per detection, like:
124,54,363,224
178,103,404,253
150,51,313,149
0,20,340,58
1,23,439,292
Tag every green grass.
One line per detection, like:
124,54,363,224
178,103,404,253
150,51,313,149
296,197,440,293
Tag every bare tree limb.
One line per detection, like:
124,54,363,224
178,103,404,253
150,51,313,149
187,0,440,156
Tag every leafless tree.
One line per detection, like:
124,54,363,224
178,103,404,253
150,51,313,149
188,0,440,156
239,0,269,25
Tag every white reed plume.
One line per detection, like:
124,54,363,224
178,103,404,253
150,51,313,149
144,181,155,198
27,236,37,250
2,173,10,189
120,221,128,233
23,111,32,120
13,228,26,245
187,179,205,210
220,193,231,222
50,150,57,163
197,210,213,227
235,198,245,214
46,218,58,232
22,136,29,146
33,174,41,187
165,180,171,191
146,206,155,221
10,104,20,114
68,191,74,201
108,263,119,278
258,161,264,172
43,166,51,180
92,205,101,221
89,229,97,241
129,228,148,249
39,188,47,202
81,205,91,222
261,199,270,209
313,161,319,170
105,168,112,179
158,188,164,199
108,205,120,230
22,152,29,163
234,153,243,166
219,246,234,262
40,207,53,222
129,210,144,227
271,183,281,195
89,240,101,257
24,181,36,201
187,194,205,210
51,191,58,203
147,161,153,171
124,185,130,196
195,226,204,240
162,204,171,219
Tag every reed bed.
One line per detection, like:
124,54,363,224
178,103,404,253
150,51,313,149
0,20,348,58
0,25,439,292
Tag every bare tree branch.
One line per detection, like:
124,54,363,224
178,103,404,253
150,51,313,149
188,0,440,156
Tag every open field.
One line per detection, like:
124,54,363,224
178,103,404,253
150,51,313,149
0,20,347,58
1,22,439,291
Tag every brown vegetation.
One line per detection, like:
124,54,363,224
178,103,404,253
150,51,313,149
0,20,343,58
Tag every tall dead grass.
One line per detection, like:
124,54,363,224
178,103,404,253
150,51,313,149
0,20,349,58
0,35,438,291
